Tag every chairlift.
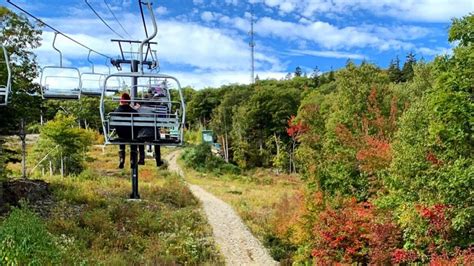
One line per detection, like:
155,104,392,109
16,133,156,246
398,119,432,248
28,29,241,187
80,50,106,96
103,58,122,94
100,0,185,146
0,45,12,106
40,32,81,100
100,73,186,146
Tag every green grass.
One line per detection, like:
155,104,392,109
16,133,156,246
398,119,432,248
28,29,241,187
1,145,223,265
179,156,302,243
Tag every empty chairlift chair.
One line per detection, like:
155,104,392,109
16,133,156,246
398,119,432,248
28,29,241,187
100,73,186,146
0,45,12,106
80,50,106,97
40,33,81,100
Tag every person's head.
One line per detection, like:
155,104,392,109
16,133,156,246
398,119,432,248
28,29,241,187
120,93,130,105
152,86,166,98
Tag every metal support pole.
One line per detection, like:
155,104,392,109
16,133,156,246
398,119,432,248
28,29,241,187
130,145,139,199
130,59,140,199
155,145,162,166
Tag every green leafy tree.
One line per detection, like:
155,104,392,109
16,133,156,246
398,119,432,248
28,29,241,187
186,88,224,127
0,7,42,134
387,13,473,251
31,114,94,175
231,83,301,168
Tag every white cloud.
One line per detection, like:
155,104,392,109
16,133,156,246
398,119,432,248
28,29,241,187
224,0,239,5
201,11,215,22
255,17,385,50
155,6,168,16
416,46,452,56
169,70,286,89
156,20,281,71
257,0,473,22
289,49,366,60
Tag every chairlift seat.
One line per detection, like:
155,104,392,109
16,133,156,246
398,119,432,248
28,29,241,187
0,45,12,106
41,66,82,100
100,72,186,146
80,72,106,96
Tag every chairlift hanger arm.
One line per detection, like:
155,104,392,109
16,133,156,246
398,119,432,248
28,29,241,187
139,1,158,73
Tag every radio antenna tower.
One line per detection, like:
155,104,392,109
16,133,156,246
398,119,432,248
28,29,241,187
249,5,255,84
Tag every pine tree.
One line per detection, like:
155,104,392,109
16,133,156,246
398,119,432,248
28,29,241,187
294,66,303,77
311,66,320,87
328,68,335,82
388,56,402,83
401,52,416,82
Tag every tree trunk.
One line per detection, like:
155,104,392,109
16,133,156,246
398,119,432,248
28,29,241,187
60,153,64,177
19,119,27,179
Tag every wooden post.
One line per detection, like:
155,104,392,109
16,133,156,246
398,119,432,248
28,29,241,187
19,119,27,179
60,152,64,177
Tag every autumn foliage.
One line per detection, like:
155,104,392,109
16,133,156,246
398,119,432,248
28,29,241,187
311,198,400,264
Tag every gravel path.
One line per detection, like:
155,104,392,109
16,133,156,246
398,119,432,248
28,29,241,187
165,150,278,266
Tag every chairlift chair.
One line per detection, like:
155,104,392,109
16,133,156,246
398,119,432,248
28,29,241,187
79,50,104,96
0,45,12,106
40,33,81,100
100,72,186,146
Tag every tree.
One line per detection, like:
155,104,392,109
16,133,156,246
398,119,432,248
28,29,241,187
231,84,301,168
387,56,402,83
210,85,252,162
31,114,94,175
186,88,224,127
311,66,320,87
401,52,416,82
295,66,303,77
388,13,473,252
0,7,43,134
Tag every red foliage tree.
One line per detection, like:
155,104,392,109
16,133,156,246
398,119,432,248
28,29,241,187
312,198,401,264
287,115,308,141
334,87,397,175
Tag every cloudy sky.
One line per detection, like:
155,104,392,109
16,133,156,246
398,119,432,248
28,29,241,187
4,0,473,88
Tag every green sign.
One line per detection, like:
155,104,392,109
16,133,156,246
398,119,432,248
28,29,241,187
202,130,214,143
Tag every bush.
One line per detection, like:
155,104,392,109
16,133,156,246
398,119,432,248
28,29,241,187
181,143,241,175
30,113,94,175
312,198,401,264
0,207,64,264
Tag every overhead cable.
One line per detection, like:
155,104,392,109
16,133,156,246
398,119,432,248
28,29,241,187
103,0,132,39
7,0,113,59
84,0,125,39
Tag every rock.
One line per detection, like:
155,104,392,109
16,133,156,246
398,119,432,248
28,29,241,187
0,179,53,216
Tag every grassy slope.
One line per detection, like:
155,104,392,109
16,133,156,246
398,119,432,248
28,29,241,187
179,156,302,243
3,145,223,265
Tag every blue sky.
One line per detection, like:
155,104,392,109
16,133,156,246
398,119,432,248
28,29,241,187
3,0,473,88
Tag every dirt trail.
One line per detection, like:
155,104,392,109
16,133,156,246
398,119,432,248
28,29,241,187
165,150,278,266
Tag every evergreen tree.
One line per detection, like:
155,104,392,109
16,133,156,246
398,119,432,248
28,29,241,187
328,67,335,82
311,66,320,87
401,52,416,82
388,56,402,83
294,66,303,77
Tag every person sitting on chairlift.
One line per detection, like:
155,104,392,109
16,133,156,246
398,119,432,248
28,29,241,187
114,93,146,168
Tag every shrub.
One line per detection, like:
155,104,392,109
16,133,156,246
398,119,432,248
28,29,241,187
312,198,401,264
0,207,63,264
181,143,241,175
30,113,94,175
